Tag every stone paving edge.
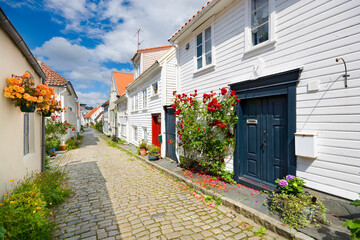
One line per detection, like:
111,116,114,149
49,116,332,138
101,136,314,240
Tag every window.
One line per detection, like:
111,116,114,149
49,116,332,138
251,0,269,46
133,126,138,141
196,26,212,69
121,124,126,137
142,88,148,109
135,61,140,78
24,113,29,155
245,0,275,51
143,128,147,142
133,94,138,111
152,82,158,95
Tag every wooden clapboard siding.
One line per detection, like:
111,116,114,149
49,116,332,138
128,70,162,146
165,57,177,106
175,0,360,199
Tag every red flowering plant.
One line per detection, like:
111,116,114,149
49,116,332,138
172,88,240,182
45,115,75,151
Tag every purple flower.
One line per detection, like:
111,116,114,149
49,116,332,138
285,175,294,181
278,179,288,188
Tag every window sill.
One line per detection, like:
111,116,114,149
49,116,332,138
244,39,277,57
151,94,159,98
193,64,216,76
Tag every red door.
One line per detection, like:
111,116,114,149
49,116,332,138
152,114,161,152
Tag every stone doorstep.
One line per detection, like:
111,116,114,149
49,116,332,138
109,137,313,240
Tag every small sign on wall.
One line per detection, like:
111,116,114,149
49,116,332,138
295,132,318,158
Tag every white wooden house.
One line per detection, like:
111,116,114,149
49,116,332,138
102,100,110,135
0,8,46,196
38,60,80,140
108,72,134,136
126,46,178,158
169,0,360,200
83,106,103,126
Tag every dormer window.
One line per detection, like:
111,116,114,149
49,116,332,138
196,26,212,70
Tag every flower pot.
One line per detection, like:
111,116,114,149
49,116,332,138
43,111,52,117
60,144,67,150
20,103,36,112
148,152,159,161
140,148,147,156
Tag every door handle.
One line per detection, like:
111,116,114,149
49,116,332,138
262,140,267,146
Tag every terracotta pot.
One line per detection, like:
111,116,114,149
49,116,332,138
139,148,147,156
60,144,67,150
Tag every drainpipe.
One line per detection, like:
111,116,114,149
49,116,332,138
41,77,45,172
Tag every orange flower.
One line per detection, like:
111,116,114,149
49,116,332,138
36,206,41,210
24,72,30,78
5,194,8,197
8,179,13,182
0,203,3,206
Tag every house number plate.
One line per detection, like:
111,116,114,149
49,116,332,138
247,119,258,124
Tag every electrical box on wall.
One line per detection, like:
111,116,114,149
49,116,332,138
295,132,318,158
307,80,320,92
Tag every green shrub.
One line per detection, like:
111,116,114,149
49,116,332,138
0,169,71,239
343,193,360,240
66,138,79,151
93,121,103,132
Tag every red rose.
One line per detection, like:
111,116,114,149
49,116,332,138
173,91,177,95
236,99,241,103
221,88,227,95
231,90,236,96
197,127,200,131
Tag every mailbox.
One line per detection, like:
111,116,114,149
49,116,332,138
158,134,162,143
295,132,318,158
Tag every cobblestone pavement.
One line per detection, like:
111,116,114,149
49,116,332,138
52,128,286,240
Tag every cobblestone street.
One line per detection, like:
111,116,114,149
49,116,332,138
52,129,285,240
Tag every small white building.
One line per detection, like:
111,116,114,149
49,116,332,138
102,100,110,135
108,72,134,136
83,106,103,126
169,0,360,200
0,8,46,196
38,60,79,140
126,45,178,159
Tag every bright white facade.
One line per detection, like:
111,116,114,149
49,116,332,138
169,0,360,200
0,9,46,196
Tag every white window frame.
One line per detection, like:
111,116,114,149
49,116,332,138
133,126,138,141
24,113,29,155
121,124,126,137
244,0,276,54
134,60,140,78
143,127,147,142
193,19,215,74
142,88,148,109
152,82,159,96
132,93,138,111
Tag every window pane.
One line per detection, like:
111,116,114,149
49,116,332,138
197,57,203,69
205,27,211,40
197,45,202,57
197,33,202,46
251,3,268,28
205,52,212,65
252,22,269,45
205,39,211,53
251,0,268,12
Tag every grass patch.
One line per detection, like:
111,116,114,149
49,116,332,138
0,168,71,240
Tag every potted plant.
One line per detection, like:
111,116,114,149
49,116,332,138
3,72,39,112
138,140,148,156
60,139,67,151
148,145,160,161
46,137,61,153
35,83,62,116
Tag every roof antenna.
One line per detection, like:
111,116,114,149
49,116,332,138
134,28,143,49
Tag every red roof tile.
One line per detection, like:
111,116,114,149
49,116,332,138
84,106,100,118
169,0,214,40
113,72,134,96
37,58,69,86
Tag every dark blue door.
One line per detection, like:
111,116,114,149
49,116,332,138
165,108,177,162
241,95,287,185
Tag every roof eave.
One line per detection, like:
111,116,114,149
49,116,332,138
126,61,160,91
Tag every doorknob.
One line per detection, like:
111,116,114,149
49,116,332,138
262,140,267,146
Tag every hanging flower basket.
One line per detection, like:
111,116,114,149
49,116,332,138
43,111,52,117
20,102,36,113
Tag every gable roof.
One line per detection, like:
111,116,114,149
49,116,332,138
113,72,134,96
137,45,172,53
84,106,100,118
38,59,69,86
94,111,103,122
169,0,215,41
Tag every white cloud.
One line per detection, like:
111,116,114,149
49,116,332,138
77,91,109,106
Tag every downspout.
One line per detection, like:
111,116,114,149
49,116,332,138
41,77,45,172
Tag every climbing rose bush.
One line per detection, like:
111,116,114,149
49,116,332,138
172,88,240,181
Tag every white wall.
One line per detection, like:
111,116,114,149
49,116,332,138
128,70,162,147
175,0,360,200
0,27,42,196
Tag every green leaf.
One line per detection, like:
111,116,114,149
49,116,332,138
343,219,360,229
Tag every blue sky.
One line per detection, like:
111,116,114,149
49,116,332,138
1,0,208,106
